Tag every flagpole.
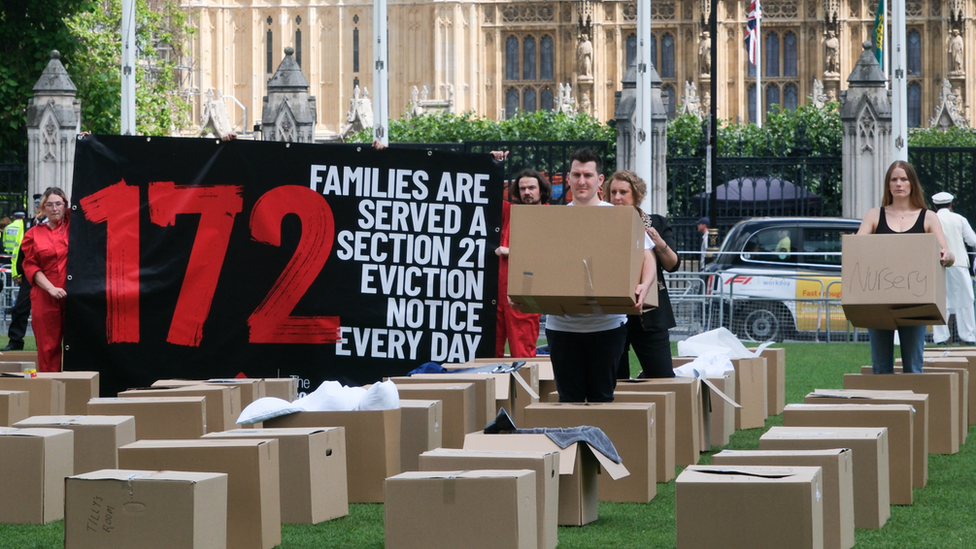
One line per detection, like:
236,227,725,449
891,0,907,161
756,4,762,128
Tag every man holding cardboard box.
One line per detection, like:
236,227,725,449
546,149,656,402
854,161,953,373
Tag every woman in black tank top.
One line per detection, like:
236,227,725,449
856,161,954,374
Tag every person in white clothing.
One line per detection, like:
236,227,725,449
932,192,976,344
546,148,656,402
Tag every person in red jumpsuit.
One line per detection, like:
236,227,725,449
495,168,550,357
20,187,70,372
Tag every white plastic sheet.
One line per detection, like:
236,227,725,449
236,379,401,424
677,327,773,359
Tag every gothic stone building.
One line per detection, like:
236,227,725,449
182,0,972,137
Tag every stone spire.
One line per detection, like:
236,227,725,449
261,47,317,142
27,50,81,199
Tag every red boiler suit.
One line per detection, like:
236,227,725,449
21,220,69,372
495,200,540,358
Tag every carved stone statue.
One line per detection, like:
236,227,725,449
577,34,593,80
949,29,964,75
824,30,840,75
679,81,702,117
811,79,828,107
579,91,591,113
699,31,711,75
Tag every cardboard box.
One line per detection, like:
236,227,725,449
88,397,207,440
391,374,495,430
35,371,99,415
463,432,628,526
399,399,443,472
0,361,35,373
920,352,976,425
673,356,766,430
806,389,929,488
615,378,700,466
0,428,73,523
14,415,136,474
611,391,676,482
523,402,655,503
0,390,28,426
263,378,299,402
385,470,537,549
0,374,65,416
750,346,786,415
0,351,38,366
760,426,890,529
841,233,947,328
537,360,556,403
64,470,227,549
419,449,559,549
152,378,267,407
909,365,968,444
460,358,541,396
118,384,242,433
783,403,915,505
264,408,401,503
203,427,348,524
844,372,959,454
712,449,854,549
119,438,281,549
386,383,474,448
676,465,824,549
442,365,541,426
704,371,736,447
508,204,653,314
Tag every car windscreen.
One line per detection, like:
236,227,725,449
740,227,799,265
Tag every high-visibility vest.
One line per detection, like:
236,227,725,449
3,219,23,254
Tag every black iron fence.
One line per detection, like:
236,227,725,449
910,147,976,222
0,164,28,218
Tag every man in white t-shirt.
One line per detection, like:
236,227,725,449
546,148,656,402
932,192,976,344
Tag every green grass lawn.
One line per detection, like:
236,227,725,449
0,335,36,351
5,342,976,548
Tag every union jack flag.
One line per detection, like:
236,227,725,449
745,0,762,65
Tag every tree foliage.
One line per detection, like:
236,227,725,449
908,125,976,147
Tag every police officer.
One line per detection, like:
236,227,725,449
3,211,25,255
2,195,42,351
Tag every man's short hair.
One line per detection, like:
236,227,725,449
569,148,603,176
510,168,552,204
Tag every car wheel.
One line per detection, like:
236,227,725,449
743,306,781,342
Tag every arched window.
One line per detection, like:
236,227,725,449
524,88,537,112
748,84,757,124
783,32,797,77
766,84,780,113
506,36,519,80
650,34,658,71
296,29,302,69
783,83,798,111
541,86,554,111
661,34,675,78
505,87,520,119
662,84,676,118
541,36,554,80
352,28,359,72
908,82,922,127
765,32,780,77
626,33,637,70
907,30,922,76
523,36,536,80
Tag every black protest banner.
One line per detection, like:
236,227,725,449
65,135,501,397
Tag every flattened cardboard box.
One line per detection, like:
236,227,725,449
841,233,947,329
616,378,700,466
611,391,676,482
676,465,824,549
0,375,65,416
508,204,654,314
203,427,348,524
844,372,959,454
385,470,537,549
118,384,241,433
0,390,28,427
783,403,914,505
14,415,136,474
760,426,890,530
392,374,495,430
806,389,929,488
672,356,767,430
35,371,98,415
388,382,476,448
463,432,628,526
523,402,655,503
419,449,559,549
712,449,854,549
0,428,73,524
264,408,401,503
399,399,443,472
920,352,976,424
118,438,281,549
88,397,207,440
64,470,227,549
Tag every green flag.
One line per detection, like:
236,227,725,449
873,0,885,67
